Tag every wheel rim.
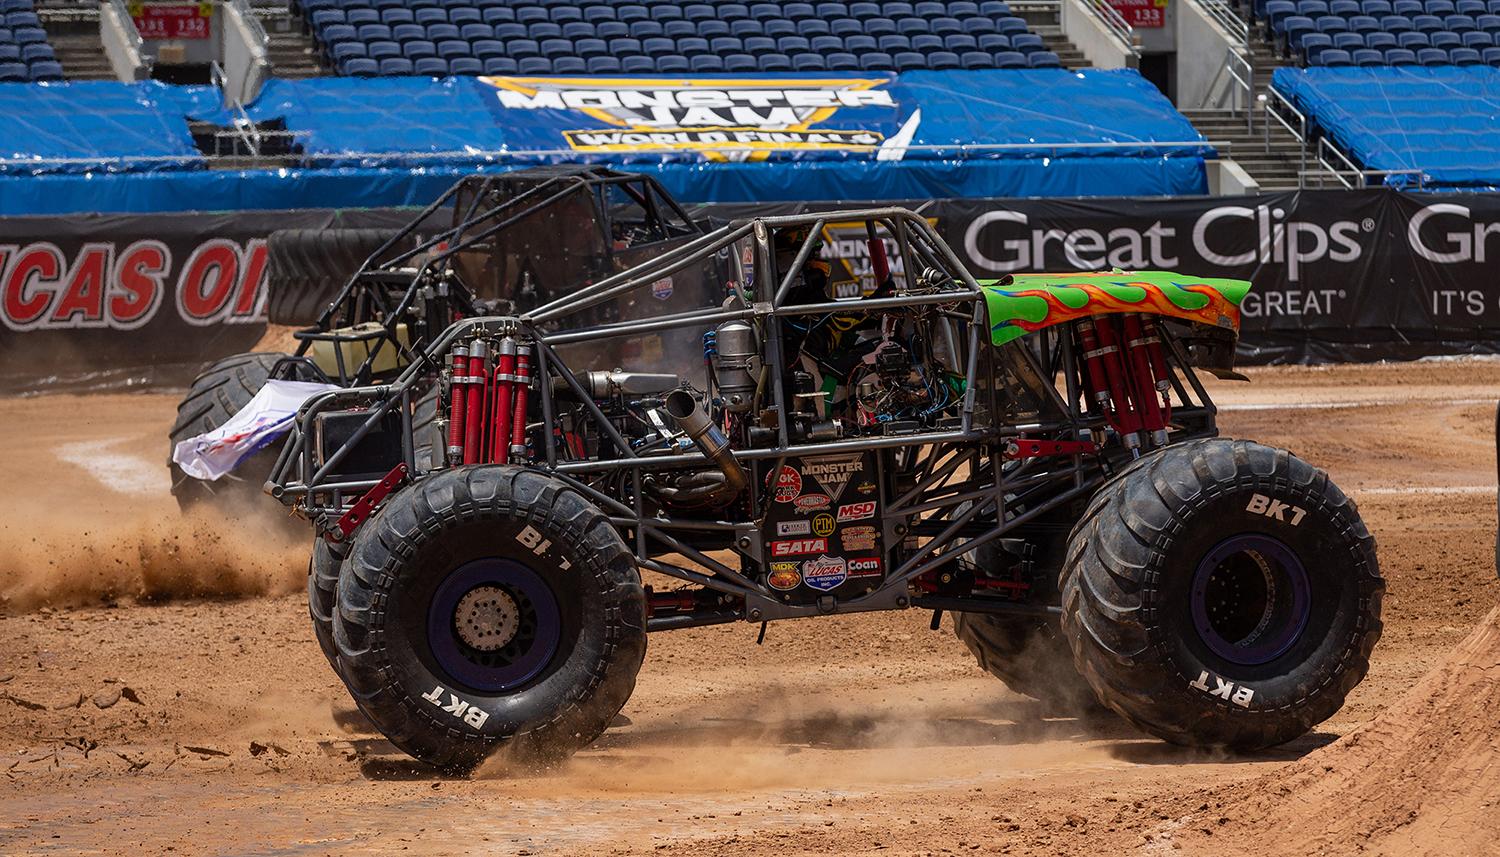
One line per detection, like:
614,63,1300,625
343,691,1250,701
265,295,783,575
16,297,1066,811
1190,534,1311,666
426,558,561,692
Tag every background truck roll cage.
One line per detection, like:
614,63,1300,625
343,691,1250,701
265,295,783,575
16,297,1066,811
267,208,1221,630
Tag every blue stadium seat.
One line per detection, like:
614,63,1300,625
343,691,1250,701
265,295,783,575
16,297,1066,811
762,17,794,37
562,20,594,38
413,8,445,26
596,21,629,39
1416,45,1448,61
378,56,413,74
1365,30,1396,47
345,57,380,75
583,6,616,23
1385,45,1419,60
993,49,1026,66
1461,29,1493,46
492,22,524,39
815,2,848,18
28,59,61,81
995,16,1030,35
1412,13,1444,29
945,32,979,51
481,7,515,24
311,9,345,28
1483,44,1500,61
1330,0,1359,12
355,22,391,41
1028,50,1062,66
583,54,619,72
439,39,473,58
1397,30,1430,47
367,40,401,60
678,35,710,54
550,55,584,72
344,7,379,26
404,39,436,59
1393,0,1423,12
479,55,515,74
977,32,1011,51
1479,12,1500,29
1425,0,1455,12
1380,13,1415,28
826,50,858,68
574,36,607,56
528,22,562,40
864,15,896,35
458,22,489,40
531,37,565,58
809,34,840,52
663,20,696,37
621,54,654,71
829,18,860,36
897,17,929,36
1266,0,1297,28
551,5,583,24
796,18,829,36
886,2,916,17
927,49,960,68
848,0,880,17
0,62,23,81
505,38,539,58
963,16,997,33
331,40,366,63
0,43,16,62
887,49,920,68
1316,16,1350,33
722,3,752,19
858,50,894,69
1361,0,1392,14
391,23,423,41
1010,32,1044,52
1458,0,1487,11
1446,12,1479,27
744,34,775,53
698,19,732,38
516,6,548,24
980,0,1013,13
1316,47,1354,62
1430,30,1461,47
517,56,551,73
410,56,447,76
627,19,664,38
641,36,672,55
932,16,966,35
469,38,502,57
1347,13,1380,29
756,50,790,69
911,33,943,51
1489,0,1500,13
1297,0,1331,13
844,33,876,52
609,37,643,55
19,42,49,62
425,22,459,40
1332,31,1365,50
1451,44,1483,60
960,49,995,67
725,52,758,70
877,33,910,51
1351,46,1384,61
1300,31,1334,58
650,53,685,71
380,7,412,26
791,52,824,69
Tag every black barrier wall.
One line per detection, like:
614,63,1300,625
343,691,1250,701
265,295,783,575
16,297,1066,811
2,189,1497,387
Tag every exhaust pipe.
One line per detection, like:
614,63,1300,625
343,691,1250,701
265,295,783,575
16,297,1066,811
660,389,746,504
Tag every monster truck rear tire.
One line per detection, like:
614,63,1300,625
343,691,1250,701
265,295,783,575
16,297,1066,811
266,229,403,326
412,384,442,473
308,537,345,666
167,352,293,517
1061,438,1384,751
330,465,646,773
952,611,1101,714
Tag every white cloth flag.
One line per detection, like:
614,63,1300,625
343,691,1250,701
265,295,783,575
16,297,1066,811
171,379,340,481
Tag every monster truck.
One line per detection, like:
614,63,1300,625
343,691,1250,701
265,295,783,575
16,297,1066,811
167,167,720,517
267,207,1384,773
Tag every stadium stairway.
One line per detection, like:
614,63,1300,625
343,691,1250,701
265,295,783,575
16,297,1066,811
1034,25,1089,67
255,1,323,78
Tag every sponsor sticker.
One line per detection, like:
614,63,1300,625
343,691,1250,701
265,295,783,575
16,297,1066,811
651,276,674,300
811,513,835,537
801,454,863,502
801,555,848,591
768,561,801,590
855,480,876,495
841,525,877,552
776,519,811,537
847,556,882,578
837,501,876,522
793,493,831,513
770,537,827,557
773,465,802,503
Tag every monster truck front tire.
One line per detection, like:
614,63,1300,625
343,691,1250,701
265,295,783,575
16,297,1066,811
1061,438,1384,750
266,228,403,326
953,611,1101,714
168,352,292,515
331,465,646,773
309,537,345,666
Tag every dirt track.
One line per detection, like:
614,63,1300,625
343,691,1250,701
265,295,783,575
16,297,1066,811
1,360,1497,856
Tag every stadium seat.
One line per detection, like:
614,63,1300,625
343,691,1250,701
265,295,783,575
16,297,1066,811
960,49,995,67
1331,0,1360,14
1463,29,1495,45
1450,44,1483,59
413,8,445,26
1483,44,1500,61
344,57,380,75
391,23,423,41
1424,0,1455,12
826,51,859,68
945,32,979,51
28,59,61,81
0,43,16,62
764,18,797,37
790,52,824,69
1479,12,1500,29
330,41,366,63
609,37,643,56
725,52,758,70
596,21,629,39
551,5,582,24
859,50,894,69
1393,0,1423,12
1347,13,1379,29
621,54,654,71
404,39,436,59
829,18,861,36
1447,12,1479,27
528,22,562,40
888,49,921,68
426,23,460,41
482,7,516,25
345,8,379,27
1362,0,1395,14
550,56,584,72
1267,0,1297,29
482,55,518,73
1012,32,1045,52
864,16,896,36
1028,50,1062,66
1386,45,1420,60
844,33,876,52
1351,46,1385,62
574,37,607,57
1316,17,1351,33
653,54,688,72
1398,30,1430,47
492,22,524,39
1313,47,1352,62
378,56,413,74
642,36,673,56
20,43,49,62
627,20,663,38
909,33,942,51
1332,31,1365,50
1430,30,1461,47
927,49,961,68
1416,45,1449,61
848,1,880,17
996,17,1030,35
877,33,910,52
582,53,619,72
809,34,840,52
979,0,1013,14
311,9,344,28
897,17,928,35
355,23,391,42
1366,31,1398,48
367,40,400,60
1300,31,1334,58
993,49,1026,66
758,51,792,69
1412,13,1444,30
978,32,1012,51
1458,0,1487,11
723,3,753,19
1380,13,1415,29
517,56,550,73
0,61,22,81
744,35,776,53
777,34,811,53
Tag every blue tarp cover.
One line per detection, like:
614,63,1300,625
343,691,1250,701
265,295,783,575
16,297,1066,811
0,70,1212,212
1273,66,1500,190
0,81,218,173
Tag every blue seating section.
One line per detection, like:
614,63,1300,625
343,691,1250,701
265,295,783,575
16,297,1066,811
1273,65,1500,187
0,0,62,82
296,0,1063,76
1260,0,1500,65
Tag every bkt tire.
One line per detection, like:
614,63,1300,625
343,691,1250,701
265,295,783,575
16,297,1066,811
953,612,1100,714
167,352,291,516
331,466,646,773
308,537,345,667
1061,438,1383,751
266,229,403,326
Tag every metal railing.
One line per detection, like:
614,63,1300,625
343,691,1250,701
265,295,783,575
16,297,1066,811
1306,137,1427,189
1078,0,1143,57
100,0,151,82
1186,0,1256,131
1261,86,1309,177
1260,86,1427,189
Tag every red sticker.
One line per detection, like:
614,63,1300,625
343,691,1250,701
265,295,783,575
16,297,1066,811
773,465,802,503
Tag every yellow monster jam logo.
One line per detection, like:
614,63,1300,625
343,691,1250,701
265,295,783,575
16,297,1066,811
482,76,895,161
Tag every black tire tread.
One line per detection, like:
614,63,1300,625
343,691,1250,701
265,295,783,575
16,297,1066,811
266,229,403,326
167,352,288,510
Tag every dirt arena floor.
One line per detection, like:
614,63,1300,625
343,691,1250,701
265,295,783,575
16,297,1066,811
1,358,1497,856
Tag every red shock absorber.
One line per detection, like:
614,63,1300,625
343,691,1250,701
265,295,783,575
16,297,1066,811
509,342,532,462
462,339,488,465
490,337,516,465
445,343,470,465
1142,316,1173,425
1074,319,1113,419
865,222,890,287
1122,314,1166,447
1090,315,1141,451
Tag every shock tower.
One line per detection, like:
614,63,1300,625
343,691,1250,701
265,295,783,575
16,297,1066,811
267,207,1222,632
